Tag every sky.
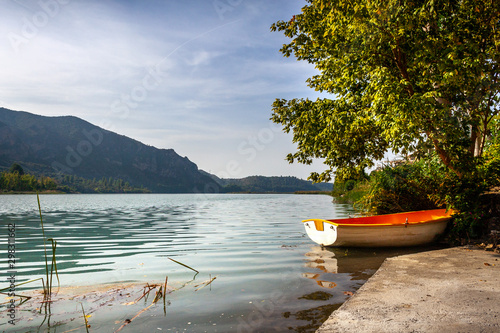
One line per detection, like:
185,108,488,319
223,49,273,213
0,0,332,180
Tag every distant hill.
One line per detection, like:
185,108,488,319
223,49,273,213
0,107,217,193
0,107,333,194
202,172,332,193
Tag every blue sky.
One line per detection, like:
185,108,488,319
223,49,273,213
1,0,331,180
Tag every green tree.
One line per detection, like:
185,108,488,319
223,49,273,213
0,172,19,191
9,163,25,176
271,0,500,182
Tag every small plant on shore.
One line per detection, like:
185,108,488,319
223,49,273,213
37,193,60,301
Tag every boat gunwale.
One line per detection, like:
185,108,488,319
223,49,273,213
302,209,454,228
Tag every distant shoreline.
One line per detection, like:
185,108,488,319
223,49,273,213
0,190,65,195
0,191,333,195
294,191,332,195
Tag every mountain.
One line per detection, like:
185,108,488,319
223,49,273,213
0,107,218,193
202,172,333,193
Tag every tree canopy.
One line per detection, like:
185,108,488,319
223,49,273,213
9,163,25,175
271,0,500,182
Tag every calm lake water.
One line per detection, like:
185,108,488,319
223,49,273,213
0,194,434,332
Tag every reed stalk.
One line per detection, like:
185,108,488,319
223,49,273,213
81,303,90,333
36,193,59,307
47,238,60,294
163,275,168,315
36,193,50,298
0,278,43,306
194,275,217,291
168,257,199,275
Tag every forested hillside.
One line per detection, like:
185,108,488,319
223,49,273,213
0,107,217,193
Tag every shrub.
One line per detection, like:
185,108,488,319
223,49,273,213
359,161,440,215
358,151,500,241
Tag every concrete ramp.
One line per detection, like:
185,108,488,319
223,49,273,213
317,247,500,333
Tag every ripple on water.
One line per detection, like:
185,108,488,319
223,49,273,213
1,193,415,332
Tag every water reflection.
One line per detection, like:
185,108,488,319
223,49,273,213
288,245,448,332
304,245,443,282
4,194,428,332
304,247,338,289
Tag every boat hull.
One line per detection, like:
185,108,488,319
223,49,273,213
303,209,452,247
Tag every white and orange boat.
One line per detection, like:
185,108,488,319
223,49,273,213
302,209,454,247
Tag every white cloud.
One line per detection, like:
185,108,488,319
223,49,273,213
0,0,330,180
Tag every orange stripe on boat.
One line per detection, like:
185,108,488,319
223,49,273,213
313,220,324,231
303,209,454,228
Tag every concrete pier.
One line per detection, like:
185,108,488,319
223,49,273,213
317,247,500,333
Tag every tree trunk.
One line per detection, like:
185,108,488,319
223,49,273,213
474,135,483,157
470,127,483,157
